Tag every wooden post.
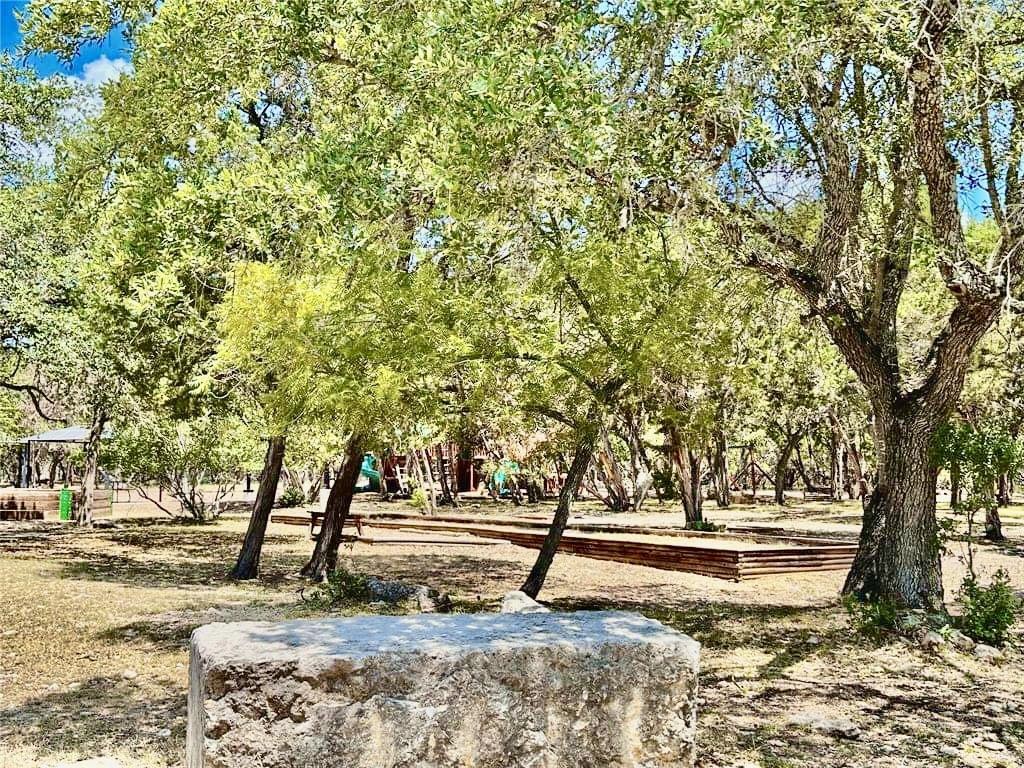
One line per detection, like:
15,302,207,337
749,447,756,498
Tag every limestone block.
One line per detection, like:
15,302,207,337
187,611,699,768
500,590,550,614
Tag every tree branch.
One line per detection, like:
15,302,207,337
914,299,1002,415
805,57,860,285
910,0,1002,304
564,272,618,350
0,382,60,422
743,251,898,403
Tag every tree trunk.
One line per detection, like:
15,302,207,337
666,425,704,524
626,413,654,512
828,409,861,501
794,442,814,491
592,427,630,510
774,431,802,506
521,429,597,598
308,463,327,502
77,410,108,525
842,409,943,610
408,449,427,504
985,506,1004,541
709,428,731,508
949,462,961,509
420,447,438,514
997,473,1011,506
302,435,364,581
830,426,843,501
841,425,866,500
229,435,286,580
437,447,458,506
678,448,704,523
47,453,60,488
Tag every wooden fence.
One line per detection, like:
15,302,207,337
0,488,113,521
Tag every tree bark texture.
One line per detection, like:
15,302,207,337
774,431,802,506
985,506,1004,541
77,410,108,525
302,435,365,581
842,408,944,609
997,473,1011,506
709,428,731,508
229,435,286,580
665,426,704,523
521,428,597,598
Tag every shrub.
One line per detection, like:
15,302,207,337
685,519,723,532
277,485,306,508
843,594,901,638
303,568,372,608
956,569,1021,646
107,413,257,521
410,487,428,510
650,467,678,501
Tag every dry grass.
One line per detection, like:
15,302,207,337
0,496,1021,767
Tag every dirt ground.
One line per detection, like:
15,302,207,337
0,496,1021,768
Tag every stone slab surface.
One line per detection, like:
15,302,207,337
187,611,699,768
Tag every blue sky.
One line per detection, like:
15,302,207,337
1,0,130,81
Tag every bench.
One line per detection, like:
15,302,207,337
269,509,364,540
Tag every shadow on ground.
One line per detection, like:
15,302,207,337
344,551,529,597
0,676,184,763
547,594,855,680
37,528,310,589
987,535,1024,558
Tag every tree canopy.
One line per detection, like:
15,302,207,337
2,0,1023,606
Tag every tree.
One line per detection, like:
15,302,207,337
933,422,1021,550
750,0,1016,608
418,0,1024,605
229,435,286,579
743,308,856,505
215,262,356,580
0,54,69,180
22,0,353,539
0,56,73,417
23,0,1023,610
597,0,1024,608
2,55,124,524
107,412,256,521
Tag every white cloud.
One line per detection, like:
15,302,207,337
78,55,133,87
52,56,133,125
9,57,133,173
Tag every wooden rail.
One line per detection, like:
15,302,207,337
270,510,857,581
348,511,851,548
354,518,856,580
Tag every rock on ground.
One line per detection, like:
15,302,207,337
500,590,550,614
947,630,976,652
188,612,699,768
787,712,862,740
364,576,451,613
974,644,1004,662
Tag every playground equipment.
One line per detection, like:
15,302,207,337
359,453,381,492
490,459,520,496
